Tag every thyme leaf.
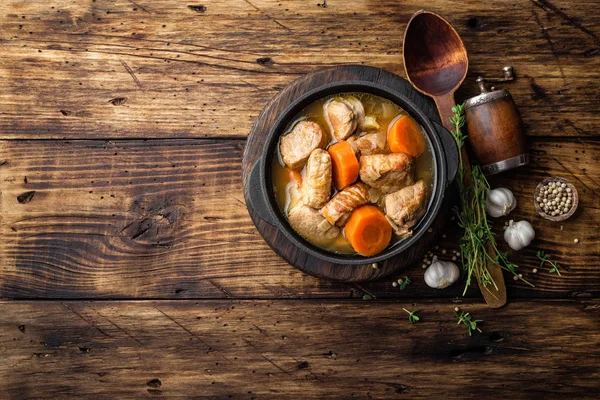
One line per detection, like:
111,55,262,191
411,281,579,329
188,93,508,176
454,310,483,336
402,308,420,325
537,250,562,276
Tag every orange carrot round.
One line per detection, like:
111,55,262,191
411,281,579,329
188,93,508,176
387,115,426,157
328,141,359,190
344,205,392,256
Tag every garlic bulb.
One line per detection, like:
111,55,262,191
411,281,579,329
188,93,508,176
424,256,460,289
486,187,516,218
504,220,535,251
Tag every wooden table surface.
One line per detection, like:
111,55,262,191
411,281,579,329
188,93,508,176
1,0,599,398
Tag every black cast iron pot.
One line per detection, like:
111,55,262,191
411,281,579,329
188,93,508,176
247,78,459,265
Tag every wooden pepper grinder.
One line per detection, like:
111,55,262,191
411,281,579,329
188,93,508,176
465,67,529,175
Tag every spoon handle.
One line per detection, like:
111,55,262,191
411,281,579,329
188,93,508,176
433,92,507,308
480,243,507,308
433,93,472,184
434,93,459,133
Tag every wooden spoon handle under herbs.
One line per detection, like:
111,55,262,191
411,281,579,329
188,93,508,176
479,244,507,308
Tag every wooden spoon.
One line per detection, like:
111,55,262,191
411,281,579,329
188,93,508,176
402,10,506,308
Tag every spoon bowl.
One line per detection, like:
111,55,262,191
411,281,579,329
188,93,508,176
403,11,468,98
403,11,468,131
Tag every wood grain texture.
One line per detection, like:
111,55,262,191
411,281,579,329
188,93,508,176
2,0,600,396
1,0,599,139
1,299,599,399
1,138,598,299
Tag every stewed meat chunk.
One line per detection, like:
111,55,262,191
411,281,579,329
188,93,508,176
344,96,365,127
302,149,332,208
321,182,370,225
280,121,327,169
325,96,365,140
288,204,340,243
384,180,427,237
354,131,388,155
359,153,414,193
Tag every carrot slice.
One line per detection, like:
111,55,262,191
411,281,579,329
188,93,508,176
328,141,359,190
344,205,392,256
387,115,426,157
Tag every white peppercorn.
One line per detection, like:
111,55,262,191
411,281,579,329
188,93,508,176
536,180,574,216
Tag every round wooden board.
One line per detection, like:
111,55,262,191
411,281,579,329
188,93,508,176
242,65,455,282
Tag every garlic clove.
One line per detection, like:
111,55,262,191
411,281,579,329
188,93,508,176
424,256,460,289
504,219,535,251
486,187,517,218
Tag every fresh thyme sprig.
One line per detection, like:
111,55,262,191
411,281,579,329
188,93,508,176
454,310,483,336
399,276,411,291
449,105,534,294
537,250,562,276
403,308,420,324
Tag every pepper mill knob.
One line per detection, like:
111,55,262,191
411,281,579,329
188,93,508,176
502,66,515,81
476,76,490,93
480,66,515,84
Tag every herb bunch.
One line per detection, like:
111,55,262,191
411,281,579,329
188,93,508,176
450,104,533,295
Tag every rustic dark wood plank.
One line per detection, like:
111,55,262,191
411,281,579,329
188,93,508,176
1,138,598,299
1,0,599,139
1,299,599,399
0,139,352,299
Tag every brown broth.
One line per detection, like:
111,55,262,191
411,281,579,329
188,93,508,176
272,92,434,255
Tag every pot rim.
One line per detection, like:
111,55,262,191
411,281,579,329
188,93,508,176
258,79,447,265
